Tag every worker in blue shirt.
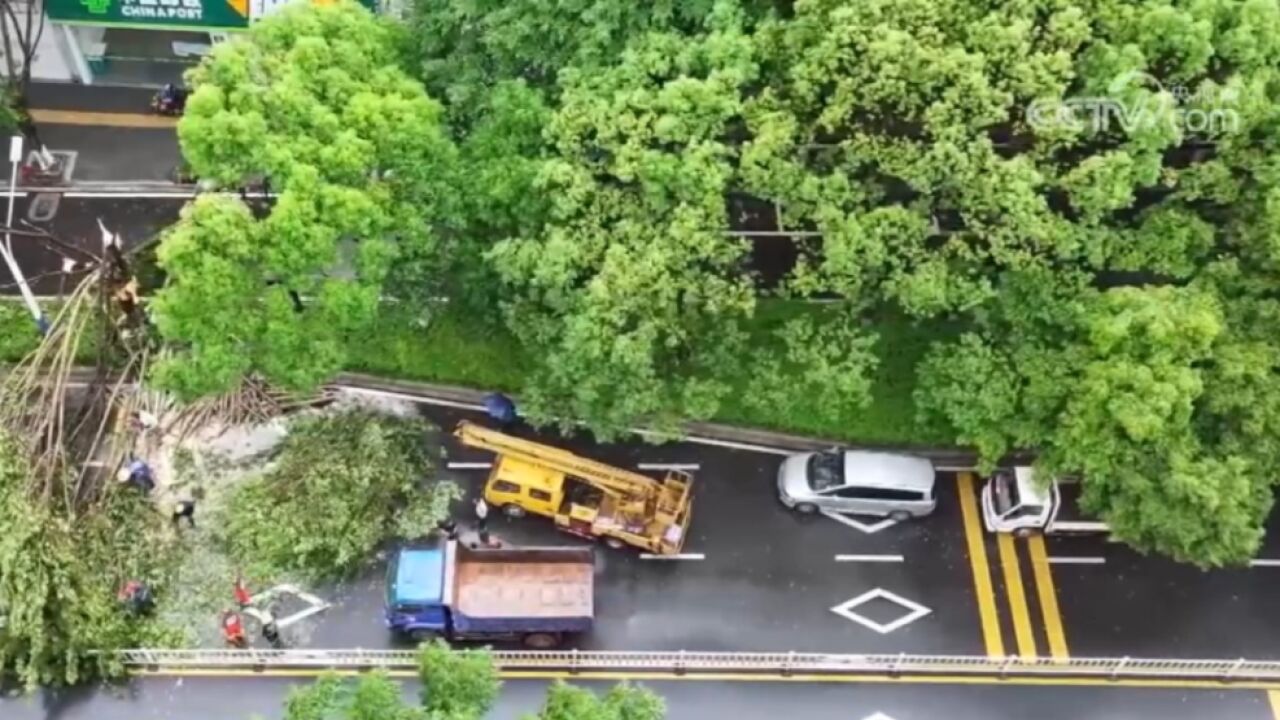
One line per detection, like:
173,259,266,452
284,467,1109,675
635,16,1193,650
124,458,155,493
484,392,518,431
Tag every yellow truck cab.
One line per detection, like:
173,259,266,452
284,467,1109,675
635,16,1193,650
455,421,693,554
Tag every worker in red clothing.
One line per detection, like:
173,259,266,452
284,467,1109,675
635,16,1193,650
221,610,247,648
233,576,252,608
117,580,154,616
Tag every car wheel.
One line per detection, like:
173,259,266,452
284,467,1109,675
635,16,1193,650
409,629,439,643
1014,527,1033,539
794,503,818,514
523,632,560,649
889,510,912,522
502,504,526,518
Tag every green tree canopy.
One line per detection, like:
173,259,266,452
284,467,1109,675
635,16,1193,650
221,411,456,581
156,0,458,398
152,0,1280,566
0,433,174,688
487,6,761,437
280,643,662,720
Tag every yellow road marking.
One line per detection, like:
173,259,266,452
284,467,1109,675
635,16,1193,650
957,472,1004,658
1028,534,1069,659
997,532,1036,659
28,108,178,129
133,667,1280,690
1268,690,1280,718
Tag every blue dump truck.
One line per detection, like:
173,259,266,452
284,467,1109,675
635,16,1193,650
386,540,594,649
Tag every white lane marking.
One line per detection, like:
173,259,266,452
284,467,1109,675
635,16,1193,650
637,463,700,471
1047,556,1106,565
861,714,897,720
1250,559,1280,567
830,588,931,634
446,462,492,469
639,553,705,561
820,510,899,534
834,554,904,563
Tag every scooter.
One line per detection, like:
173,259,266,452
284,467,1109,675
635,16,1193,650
19,145,65,186
151,84,188,116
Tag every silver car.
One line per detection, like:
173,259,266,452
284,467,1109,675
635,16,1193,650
777,450,937,520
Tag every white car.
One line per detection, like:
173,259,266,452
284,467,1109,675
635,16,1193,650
777,450,937,520
981,466,1056,536
981,466,1108,536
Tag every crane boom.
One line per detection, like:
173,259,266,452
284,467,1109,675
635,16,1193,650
454,420,693,554
454,421,658,499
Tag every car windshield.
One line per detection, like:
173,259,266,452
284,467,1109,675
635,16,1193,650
807,452,844,491
988,468,1018,512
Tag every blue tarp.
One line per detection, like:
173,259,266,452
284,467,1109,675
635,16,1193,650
393,549,444,604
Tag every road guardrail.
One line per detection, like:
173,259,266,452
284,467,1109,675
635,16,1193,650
117,649,1276,681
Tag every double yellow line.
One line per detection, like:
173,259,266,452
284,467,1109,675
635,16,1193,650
957,473,1069,660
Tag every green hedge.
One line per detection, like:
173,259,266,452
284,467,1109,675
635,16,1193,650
1,298,949,445
350,300,953,446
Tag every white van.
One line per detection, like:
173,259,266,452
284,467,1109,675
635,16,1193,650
777,450,937,520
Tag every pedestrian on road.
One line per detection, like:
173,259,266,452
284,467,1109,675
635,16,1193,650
172,498,196,529
262,619,282,648
117,580,154,616
233,575,252,608
475,497,490,545
221,610,246,648
436,517,459,541
122,458,155,493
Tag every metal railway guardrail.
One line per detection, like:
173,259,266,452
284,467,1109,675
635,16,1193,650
116,649,1280,682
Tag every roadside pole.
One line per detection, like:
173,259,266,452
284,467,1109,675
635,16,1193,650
3,135,48,334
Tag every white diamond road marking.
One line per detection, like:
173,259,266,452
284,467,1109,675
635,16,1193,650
820,510,899,534
830,588,932,635
861,714,897,720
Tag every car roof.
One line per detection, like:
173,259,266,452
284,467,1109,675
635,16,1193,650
841,451,935,492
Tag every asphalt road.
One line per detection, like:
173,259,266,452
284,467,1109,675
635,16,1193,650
3,675,1276,720
0,196,184,295
299,392,985,655
264,388,1280,663
4,195,1280,673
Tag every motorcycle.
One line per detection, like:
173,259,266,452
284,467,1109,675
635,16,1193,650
150,83,189,116
20,146,66,186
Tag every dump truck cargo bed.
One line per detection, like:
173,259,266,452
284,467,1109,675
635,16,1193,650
446,542,594,634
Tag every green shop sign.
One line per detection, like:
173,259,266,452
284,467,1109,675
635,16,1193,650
49,0,251,29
